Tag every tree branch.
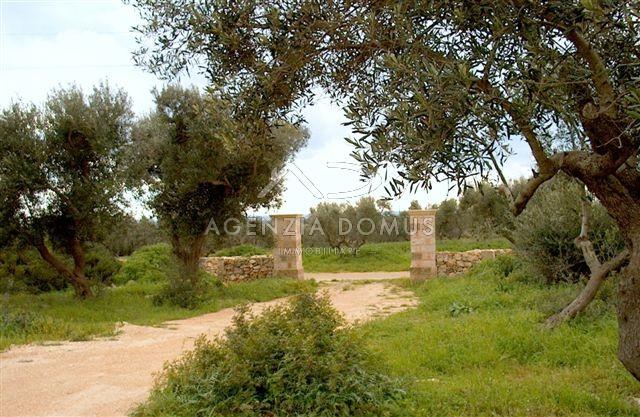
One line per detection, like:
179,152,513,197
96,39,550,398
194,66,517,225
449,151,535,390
546,248,629,328
511,146,633,216
488,148,516,206
574,187,601,272
564,28,617,118
33,240,74,282
472,79,554,173
546,183,629,327
511,152,569,215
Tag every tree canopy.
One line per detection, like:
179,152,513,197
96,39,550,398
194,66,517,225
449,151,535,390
129,0,640,380
135,85,308,284
130,1,638,194
0,84,134,297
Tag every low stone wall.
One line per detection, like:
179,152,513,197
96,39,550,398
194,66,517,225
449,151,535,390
200,255,274,282
200,248,512,281
436,249,512,276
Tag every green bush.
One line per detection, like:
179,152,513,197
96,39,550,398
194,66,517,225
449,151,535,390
213,244,269,257
132,293,403,417
152,272,222,309
449,301,474,317
85,244,121,286
0,244,120,293
512,175,624,284
113,243,174,285
0,248,67,293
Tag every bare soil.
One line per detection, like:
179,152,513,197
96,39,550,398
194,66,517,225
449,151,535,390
305,271,409,281
0,280,416,417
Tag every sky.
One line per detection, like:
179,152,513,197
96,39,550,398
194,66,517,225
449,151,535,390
0,0,535,217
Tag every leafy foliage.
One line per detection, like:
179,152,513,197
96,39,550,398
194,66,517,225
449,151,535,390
434,181,519,241
151,271,221,309
132,293,403,417
0,244,120,294
128,0,638,194
103,215,166,257
113,243,174,285
0,84,134,297
408,200,422,210
449,301,475,317
513,175,624,284
0,248,68,293
133,85,307,302
435,199,465,240
306,197,383,251
84,244,121,285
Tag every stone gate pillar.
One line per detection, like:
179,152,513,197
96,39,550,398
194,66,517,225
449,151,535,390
409,209,437,281
271,214,304,279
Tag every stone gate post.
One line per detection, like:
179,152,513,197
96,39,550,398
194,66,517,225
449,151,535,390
408,209,437,281
271,214,304,279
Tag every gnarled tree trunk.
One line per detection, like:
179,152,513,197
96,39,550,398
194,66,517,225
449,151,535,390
171,232,207,286
618,237,640,381
579,175,640,381
34,240,93,299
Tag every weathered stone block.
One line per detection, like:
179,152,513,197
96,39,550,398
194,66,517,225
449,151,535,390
408,209,437,281
272,214,304,279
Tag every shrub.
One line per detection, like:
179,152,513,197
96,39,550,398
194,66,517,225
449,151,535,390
449,301,474,317
512,175,624,284
116,244,226,308
84,244,121,286
0,245,120,293
152,272,222,309
0,248,67,293
132,293,403,417
213,244,269,257
113,244,174,285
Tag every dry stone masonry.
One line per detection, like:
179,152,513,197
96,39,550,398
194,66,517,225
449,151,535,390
409,209,437,281
199,249,512,282
271,214,304,279
199,255,273,282
437,249,513,276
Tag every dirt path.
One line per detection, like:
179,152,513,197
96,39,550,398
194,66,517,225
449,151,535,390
306,271,409,281
0,281,416,417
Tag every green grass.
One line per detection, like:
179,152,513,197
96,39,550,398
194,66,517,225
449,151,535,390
0,277,316,351
303,238,511,272
358,258,640,416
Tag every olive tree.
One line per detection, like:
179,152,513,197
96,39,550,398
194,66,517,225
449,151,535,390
129,0,640,380
0,85,133,298
135,85,307,287
309,202,347,251
309,197,382,252
408,200,422,210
